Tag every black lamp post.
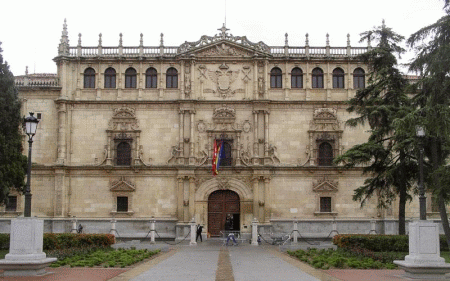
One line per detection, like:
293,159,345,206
416,126,426,220
23,112,39,217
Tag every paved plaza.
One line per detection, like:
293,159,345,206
0,239,424,280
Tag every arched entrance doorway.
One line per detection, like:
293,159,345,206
208,190,240,237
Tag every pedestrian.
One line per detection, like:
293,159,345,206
226,232,238,246
196,224,203,242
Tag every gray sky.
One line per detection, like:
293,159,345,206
1,0,446,75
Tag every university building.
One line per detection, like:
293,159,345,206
3,21,432,238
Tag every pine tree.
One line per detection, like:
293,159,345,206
406,0,450,247
0,42,27,205
335,21,415,235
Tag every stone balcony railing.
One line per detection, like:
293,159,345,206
66,45,368,58
15,74,60,88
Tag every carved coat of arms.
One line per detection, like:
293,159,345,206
207,64,240,98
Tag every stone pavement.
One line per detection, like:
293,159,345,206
0,239,430,281
110,240,337,281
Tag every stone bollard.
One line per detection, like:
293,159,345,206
190,218,197,246
150,219,156,244
71,218,77,234
292,219,298,244
251,218,259,246
110,219,116,237
370,219,376,234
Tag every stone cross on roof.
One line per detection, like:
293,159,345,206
218,23,230,38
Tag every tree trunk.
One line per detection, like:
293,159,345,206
432,139,450,248
398,186,406,235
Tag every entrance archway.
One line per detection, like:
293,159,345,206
208,190,240,237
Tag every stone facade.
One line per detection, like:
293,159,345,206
6,21,437,237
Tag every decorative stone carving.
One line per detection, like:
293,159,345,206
110,177,136,192
206,64,241,98
212,105,236,124
178,24,270,54
312,176,338,192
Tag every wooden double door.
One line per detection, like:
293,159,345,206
208,190,240,237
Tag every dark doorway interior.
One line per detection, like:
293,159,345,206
208,190,240,237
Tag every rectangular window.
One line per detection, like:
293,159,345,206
353,77,365,89
291,76,303,88
125,76,136,88
6,196,17,212
320,197,331,212
146,76,157,88
117,196,128,212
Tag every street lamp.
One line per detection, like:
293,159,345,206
416,126,426,220
23,112,39,217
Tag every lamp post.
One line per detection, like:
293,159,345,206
23,112,39,217
416,126,426,220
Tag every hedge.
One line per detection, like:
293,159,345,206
0,233,115,251
333,234,450,252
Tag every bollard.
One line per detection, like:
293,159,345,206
292,219,298,244
251,218,259,246
110,218,116,237
190,217,197,246
71,218,77,234
150,219,156,244
370,219,376,234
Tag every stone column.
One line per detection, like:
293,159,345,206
71,218,77,234
110,219,116,237
253,111,259,164
189,218,197,246
188,177,196,220
236,132,241,165
56,102,67,165
251,218,259,246
264,60,268,99
189,111,195,165
292,219,298,244
263,177,271,222
264,111,269,159
150,219,156,244
106,133,112,165
253,61,258,99
177,177,184,221
190,60,195,99
180,60,185,99
53,169,65,217
178,110,184,164
252,177,259,221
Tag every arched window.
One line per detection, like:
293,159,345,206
312,68,324,88
104,67,116,88
270,67,282,88
84,68,95,88
318,142,333,166
116,142,131,166
291,67,303,88
146,67,157,88
332,68,345,88
166,67,178,88
221,141,232,166
125,68,137,88
353,68,365,89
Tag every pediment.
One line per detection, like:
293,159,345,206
313,177,338,192
177,25,270,57
186,41,263,58
110,177,135,192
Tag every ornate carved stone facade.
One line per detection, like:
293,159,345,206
8,21,427,236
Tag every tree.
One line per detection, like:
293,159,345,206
0,42,27,205
406,0,450,247
335,21,416,235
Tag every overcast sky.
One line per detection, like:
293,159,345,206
1,0,446,75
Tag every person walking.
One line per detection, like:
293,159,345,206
196,224,203,242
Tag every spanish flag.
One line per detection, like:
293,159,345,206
212,139,224,176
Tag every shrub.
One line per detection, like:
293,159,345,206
0,234,9,250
